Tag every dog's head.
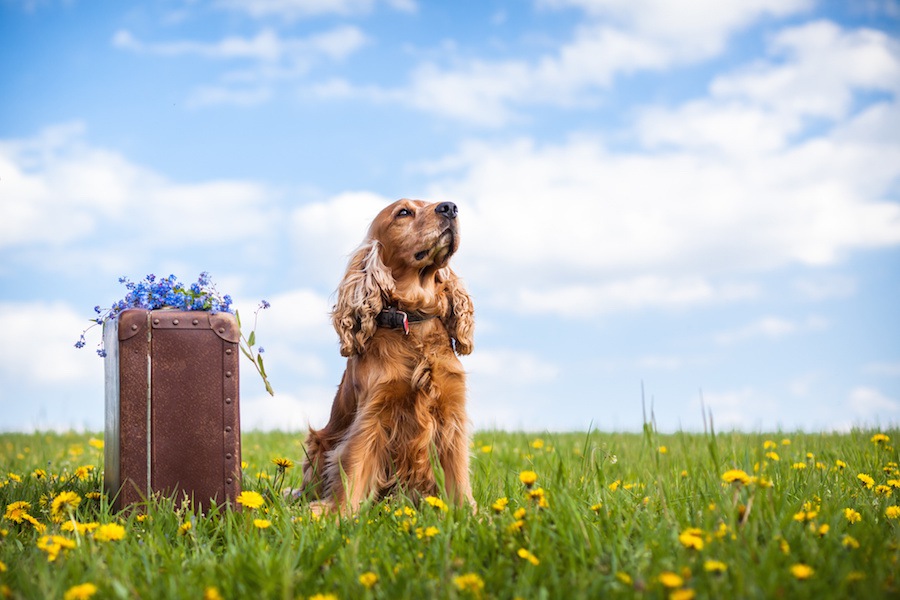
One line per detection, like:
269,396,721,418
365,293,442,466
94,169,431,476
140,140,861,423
368,199,460,277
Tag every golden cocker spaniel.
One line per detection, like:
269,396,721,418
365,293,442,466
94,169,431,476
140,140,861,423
300,198,475,512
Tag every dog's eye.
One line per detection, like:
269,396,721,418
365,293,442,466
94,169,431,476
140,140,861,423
396,208,413,218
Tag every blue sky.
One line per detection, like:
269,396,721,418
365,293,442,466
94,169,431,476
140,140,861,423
1,0,899,433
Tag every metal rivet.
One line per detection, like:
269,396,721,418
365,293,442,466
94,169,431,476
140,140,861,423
218,327,225,334
226,478,233,484
225,426,232,433
225,397,232,404
192,319,199,325
172,319,179,325
225,348,233,355
225,453,233,460
131,324,138,331
153,318,160,325
226,371,232,378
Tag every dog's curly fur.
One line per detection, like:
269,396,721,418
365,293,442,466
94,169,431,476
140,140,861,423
300,199,475,512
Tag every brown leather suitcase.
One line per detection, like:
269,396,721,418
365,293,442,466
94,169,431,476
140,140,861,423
103,308,242,511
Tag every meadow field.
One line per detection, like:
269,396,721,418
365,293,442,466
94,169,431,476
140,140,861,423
1,427,899,599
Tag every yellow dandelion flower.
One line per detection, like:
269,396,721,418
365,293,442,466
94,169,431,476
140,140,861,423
253,519,272,529
816,523,829,536
23,513,45,533
781,438,791,446
528,487,546,501
61,521,99,534
721,469,751,485
886,506,900,519
888,479,900,489
765,452,780,461
842,535,860,549
871,433,890,445
178,522,192,536
73,465,95,480
590,502,603,512
857,473,875,489
519,470,538,486
513,507,527,519
847,571,866,583
835,460,847,470
517,548,540,565
236,490,265,510
680,470,688,478
0,561,5,573
531,438,545,449
790,564,814,580
88,438,104,450
844,508,862,523
678,529,704,550
93,523,125,542
670,589,696,600
658,572,684,588
778,537,790,554
763,440,777,450
608,480,621,491
37,535,76,562
658,446,668,454
793,510,815,523
51,491,82,519
480,445,492,453
615,572,633,586
308,595,338,600
32,469,47,479
875,485,893,497
491,497,509,512
4,500,31,523
704,560,727,574
423,526,439,538
507,519,525,533
6,473,21,483
64,583,98,600
272,457,294,470
453,573,485,594
424,496,448,511
792,462,806,470
203,587,224,600
359,571,378,589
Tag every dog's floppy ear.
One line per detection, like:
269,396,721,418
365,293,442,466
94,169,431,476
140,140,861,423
332,239,395,357
439,267,474,356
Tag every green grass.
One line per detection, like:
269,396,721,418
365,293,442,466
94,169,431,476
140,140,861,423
1,427,899,599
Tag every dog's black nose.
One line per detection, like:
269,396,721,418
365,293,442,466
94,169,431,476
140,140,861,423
435,201,457,219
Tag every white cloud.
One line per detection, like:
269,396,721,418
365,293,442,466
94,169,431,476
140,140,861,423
113,26,367,63
241,388,335,431
0,301,103,384
290,190,394,285
692,387,778,429
214,0,416,20
0,123,277,256
864,362,900,377
713,315,827,345
113,25,369,107
462,349,560,384
711,21,900,120
848,386,900,418
337,0,811,125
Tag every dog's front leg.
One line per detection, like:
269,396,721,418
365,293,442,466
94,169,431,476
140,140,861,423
332,408,389,513
440,423,475,508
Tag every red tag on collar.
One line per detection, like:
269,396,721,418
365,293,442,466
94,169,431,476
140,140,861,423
401,311,409,335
